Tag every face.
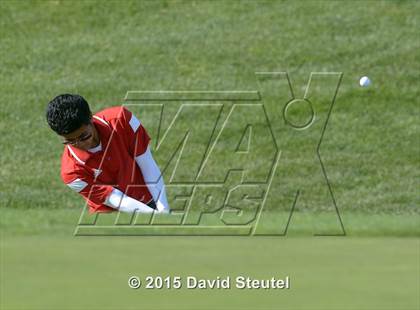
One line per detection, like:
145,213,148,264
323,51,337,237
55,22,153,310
61,122,100,151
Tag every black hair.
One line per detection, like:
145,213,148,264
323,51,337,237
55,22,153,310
46,94,92,135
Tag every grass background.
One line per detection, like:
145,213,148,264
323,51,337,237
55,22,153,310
0,1,419,309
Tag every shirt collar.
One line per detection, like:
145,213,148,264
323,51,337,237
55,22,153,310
66,116,111,165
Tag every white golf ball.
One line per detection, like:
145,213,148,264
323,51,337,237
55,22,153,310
359,76,371,87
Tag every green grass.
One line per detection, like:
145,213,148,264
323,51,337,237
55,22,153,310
0,0,418,214
1,236,419,310
0,1,419,309
1,208,419,237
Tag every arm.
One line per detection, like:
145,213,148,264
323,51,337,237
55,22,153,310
135,146,170,214
104,188,156,213
64,168,156,214
118,107,170,214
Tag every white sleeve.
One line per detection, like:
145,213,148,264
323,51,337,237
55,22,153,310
135,146,170,214
104,188,156,213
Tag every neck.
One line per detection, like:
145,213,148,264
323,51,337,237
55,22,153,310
90,125,101,148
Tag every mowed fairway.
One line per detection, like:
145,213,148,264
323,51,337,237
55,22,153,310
2,235,419,310
1,1,419,310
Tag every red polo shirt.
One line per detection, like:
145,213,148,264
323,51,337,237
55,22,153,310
61,106,152,213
